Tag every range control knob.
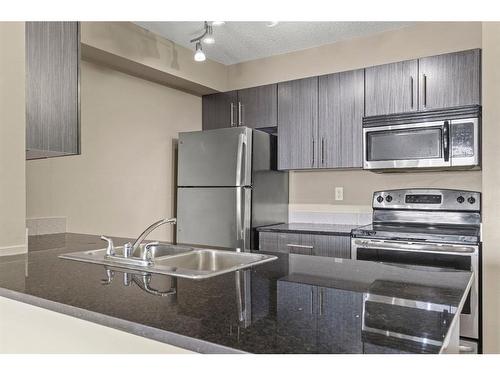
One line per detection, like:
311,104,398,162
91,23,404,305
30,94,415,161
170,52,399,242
468,197,476,204
376,196,384,203
457,196,465,204
385,195,393,203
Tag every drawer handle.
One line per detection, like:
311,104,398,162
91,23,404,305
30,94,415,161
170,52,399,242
286,244,314,249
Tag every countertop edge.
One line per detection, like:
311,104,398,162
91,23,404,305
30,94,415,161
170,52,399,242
256,227,353,236
0,287,245,354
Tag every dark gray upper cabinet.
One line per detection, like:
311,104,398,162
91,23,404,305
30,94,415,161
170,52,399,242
202,91,238,130
365,59,418,116
237,84,277,128
278,77,318,170
26,22,80,159
418,49,481,110
318,69,364,168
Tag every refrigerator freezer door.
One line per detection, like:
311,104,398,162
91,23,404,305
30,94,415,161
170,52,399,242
176,187,251,250
178,127,253,187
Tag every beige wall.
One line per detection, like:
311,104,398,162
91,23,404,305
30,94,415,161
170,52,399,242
480,22,500,354
0,22,26,255
26,61,201,241
228,22,482,89
81,22,229,93
290,170,482,209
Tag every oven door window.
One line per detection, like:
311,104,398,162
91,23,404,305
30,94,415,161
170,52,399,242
366,127,443,162
357,248,472,314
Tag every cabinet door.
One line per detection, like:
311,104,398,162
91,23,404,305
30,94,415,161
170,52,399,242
365,59,418,116
258,232,280,252
317,288,363,353
277,281,317,352
311,235,351,259
278,77,319,170
202,91,238,130
318,69,364,168
418,49,481,110
237,84,277,128
26,22,80,159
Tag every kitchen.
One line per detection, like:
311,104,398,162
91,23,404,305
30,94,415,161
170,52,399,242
1,2,500,370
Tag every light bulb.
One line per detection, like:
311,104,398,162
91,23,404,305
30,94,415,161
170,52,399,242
194,42,206,62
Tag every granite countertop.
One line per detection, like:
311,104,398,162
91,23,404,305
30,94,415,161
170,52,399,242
257,223,360,236
0,233,472,354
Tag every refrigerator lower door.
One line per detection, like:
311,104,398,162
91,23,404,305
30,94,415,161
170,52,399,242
178,127,253,187
176,187,251,250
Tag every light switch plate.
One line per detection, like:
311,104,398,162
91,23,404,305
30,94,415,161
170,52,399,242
335,187,344,201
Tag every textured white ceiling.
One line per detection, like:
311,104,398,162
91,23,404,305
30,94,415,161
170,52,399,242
134,21,414,65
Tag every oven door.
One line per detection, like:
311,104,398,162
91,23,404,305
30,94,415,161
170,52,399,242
351,238,479,340
363,121,451,170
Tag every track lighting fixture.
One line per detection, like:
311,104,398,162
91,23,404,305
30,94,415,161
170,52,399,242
190,21,221,61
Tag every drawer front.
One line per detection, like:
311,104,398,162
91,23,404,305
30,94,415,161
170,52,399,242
259,231,351,258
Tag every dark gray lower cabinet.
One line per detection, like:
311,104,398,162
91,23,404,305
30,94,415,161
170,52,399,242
318,288,363,353
277,280,363,353
26,22,80,159
277,281,317,351
259,231,351,259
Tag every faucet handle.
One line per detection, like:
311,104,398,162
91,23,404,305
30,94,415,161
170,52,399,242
100,236,115,256
143,241,159,261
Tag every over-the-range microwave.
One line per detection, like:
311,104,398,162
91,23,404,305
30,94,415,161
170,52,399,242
362,105,481,172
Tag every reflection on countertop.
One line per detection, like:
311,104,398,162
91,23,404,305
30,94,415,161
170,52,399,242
0,233,472,354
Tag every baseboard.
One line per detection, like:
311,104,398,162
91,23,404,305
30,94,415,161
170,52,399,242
0,243,27,256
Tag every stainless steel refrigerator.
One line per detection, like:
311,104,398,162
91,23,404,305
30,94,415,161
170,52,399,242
176,127,289,251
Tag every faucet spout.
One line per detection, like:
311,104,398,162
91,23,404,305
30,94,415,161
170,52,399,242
131,218,176,253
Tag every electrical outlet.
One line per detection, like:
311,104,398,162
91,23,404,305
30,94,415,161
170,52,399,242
335,187,344,201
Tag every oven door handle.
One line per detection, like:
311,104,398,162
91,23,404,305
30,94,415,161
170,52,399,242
353,239,477,255
443,120,450,162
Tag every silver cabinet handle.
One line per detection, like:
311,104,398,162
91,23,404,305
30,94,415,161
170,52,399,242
286,244,314,249
238,101,243,126
230,102,235,127
423,74,427,108
312,139,315,167
310,288,314,314
321,137,325,166
410,76,414,109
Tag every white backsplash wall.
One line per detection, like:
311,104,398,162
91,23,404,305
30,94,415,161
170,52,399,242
288,204,372,225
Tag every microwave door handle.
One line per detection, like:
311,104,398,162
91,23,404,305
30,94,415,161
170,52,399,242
443,121,450,162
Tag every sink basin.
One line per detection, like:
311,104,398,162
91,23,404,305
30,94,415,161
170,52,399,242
154,249,276,278
59,244,277,279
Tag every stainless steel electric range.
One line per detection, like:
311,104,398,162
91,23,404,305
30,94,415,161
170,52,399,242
351,189,481,353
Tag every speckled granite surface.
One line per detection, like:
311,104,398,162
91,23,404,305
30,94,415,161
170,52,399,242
0,233,472,354
256,223,360,236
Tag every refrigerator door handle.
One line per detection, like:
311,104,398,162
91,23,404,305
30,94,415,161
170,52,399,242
235,132,247,186
235,188,245,250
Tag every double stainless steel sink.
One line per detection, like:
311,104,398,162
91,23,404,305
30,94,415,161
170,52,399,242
59,243,277,279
